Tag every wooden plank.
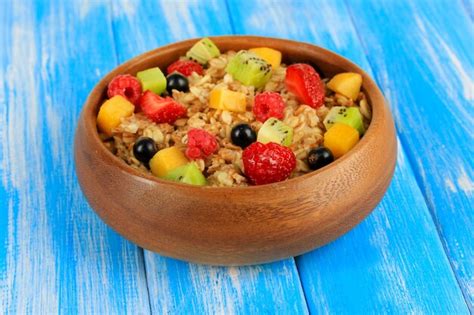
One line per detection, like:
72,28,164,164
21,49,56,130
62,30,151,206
109,0,309,313
463,0,473,20
227,0,469,312
346,0,474,308
144,253,307,313
0,1,150,313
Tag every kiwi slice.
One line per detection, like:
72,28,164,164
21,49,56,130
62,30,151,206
323,106,365,135
163,162,207,186
257,118,293,147
186,38,220,65
225,50,272,88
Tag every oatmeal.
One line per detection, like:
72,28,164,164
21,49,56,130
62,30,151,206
96,38,370,187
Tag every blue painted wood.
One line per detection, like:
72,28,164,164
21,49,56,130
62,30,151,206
109,0,308,313
346,0,474,308
1,0,472,313
228,0,469,312
463,0,474,19
0,1,150,313
144,253,307,313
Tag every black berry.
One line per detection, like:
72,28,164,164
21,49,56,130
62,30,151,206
307,147,334,170
231,124,257,149
133,137,158,164
166,73,189,94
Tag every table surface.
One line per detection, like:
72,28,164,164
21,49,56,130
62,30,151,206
1,0,473,313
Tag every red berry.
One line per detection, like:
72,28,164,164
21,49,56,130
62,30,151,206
167,60,204,77
107,74,142,105
242,142,296,185
185,129,218,160
138,91,187,124
285,63,325,108
253,92,285,122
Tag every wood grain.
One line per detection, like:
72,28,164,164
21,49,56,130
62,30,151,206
0,1,150,313
346,0,474,308
108,0,309,312
227,0,470,312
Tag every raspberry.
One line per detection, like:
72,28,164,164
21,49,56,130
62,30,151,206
253,92,285,122
242,142,296,185
107,74,142,105
285,63,325,108
167,60,204,77
185,129,218,160
138,91,187,124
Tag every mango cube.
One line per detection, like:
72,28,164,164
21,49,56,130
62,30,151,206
249,47,282,69
323,123,359,158
209,88,246,113
97,95,135,136
149,146,188,178
327,72,362,100
137,67,167,95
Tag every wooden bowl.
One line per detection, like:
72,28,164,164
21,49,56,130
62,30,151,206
74,36,397,266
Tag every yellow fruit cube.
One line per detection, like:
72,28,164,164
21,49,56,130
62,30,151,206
249,47,282,69
327,72,363,100
209,88,246,113
323,123,359,158
97,95,135,136
149,146,188,178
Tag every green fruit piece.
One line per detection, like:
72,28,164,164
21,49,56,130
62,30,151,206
163,162,207,186
225,50,272,88
186,37,221,64
323,106,365,135
137,67,166,95
257,118,293,147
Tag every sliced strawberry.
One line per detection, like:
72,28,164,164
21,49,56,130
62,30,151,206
285,63,325,108
167,60,204,77
138,91,187,124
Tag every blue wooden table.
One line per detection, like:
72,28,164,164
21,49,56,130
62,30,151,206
1,0,473,313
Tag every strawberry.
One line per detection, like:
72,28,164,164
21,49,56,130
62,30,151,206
167,60,204,77
107,74,142,105
253,92,285,122
185,129,218,160
242,142,296,185
285,63,325,108
138,91,187,124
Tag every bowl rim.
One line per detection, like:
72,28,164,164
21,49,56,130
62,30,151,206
79,35,386,191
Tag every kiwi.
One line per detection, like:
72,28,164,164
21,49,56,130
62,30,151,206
186,38,220,65
163,162,207,186
323,106,365,135
225,50,272,88
136,67,167,95
257,118,293,147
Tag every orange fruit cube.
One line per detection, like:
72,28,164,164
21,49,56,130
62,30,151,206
323,123,360,158
97,95,135,136
249,47,282,69
327,72,362,100
149,146,189,178
209,88,247,113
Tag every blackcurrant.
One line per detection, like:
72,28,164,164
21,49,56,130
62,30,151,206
133,137,158,164
166,73,189,94
307,147,334,170
231,124,257,149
